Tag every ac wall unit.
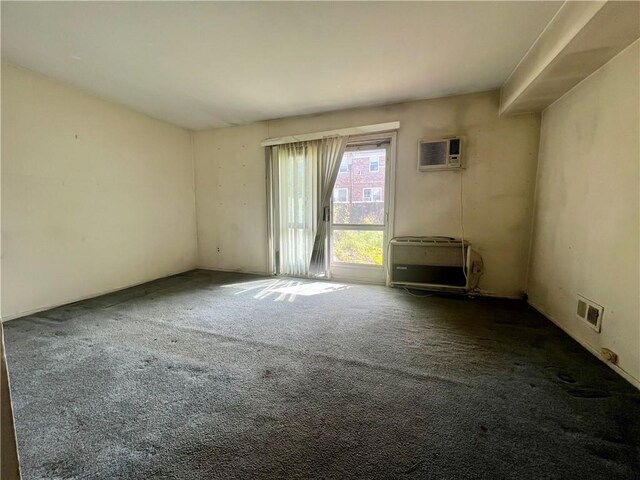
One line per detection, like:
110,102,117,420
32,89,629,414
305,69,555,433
389,237,471,292
418,137,463,171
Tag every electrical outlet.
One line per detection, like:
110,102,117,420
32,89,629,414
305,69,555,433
601,348,618,364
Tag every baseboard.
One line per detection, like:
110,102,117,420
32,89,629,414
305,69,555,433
196,266,273,277
528,299,640,390
1,267,197,323
197,268,527,299
475,292,524,300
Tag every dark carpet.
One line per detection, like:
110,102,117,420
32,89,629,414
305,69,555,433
4,270,640,479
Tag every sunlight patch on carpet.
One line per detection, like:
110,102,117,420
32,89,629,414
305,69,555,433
221,279,351,302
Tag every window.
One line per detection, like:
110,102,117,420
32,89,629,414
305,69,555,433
369,158,379,172
339,162,349,173
363,187,382,202
334,188,349,203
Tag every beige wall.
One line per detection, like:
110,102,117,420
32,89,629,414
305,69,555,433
1,64,198,319
194,123,270,275
527,41,640,387
194,91,541,298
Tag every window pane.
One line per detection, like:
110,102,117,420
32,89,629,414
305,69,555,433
332,148,385,225
332,230,383,265
335,188,348,203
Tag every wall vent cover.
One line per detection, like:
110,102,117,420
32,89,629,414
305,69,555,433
576,295,603,332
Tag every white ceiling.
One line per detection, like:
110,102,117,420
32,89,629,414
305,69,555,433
1,1,562,130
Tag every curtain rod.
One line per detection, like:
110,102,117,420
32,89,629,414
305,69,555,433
261,121,400,147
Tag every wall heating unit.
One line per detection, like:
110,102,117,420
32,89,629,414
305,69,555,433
389,237,471,292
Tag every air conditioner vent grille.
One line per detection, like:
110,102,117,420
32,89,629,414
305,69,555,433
420,141,447,167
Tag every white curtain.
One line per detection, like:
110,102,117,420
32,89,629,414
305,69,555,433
275,141,318,277
309,136,349,276
272,136,348,277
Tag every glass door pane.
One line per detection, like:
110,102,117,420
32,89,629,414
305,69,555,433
332,229,383,265
331,147,386,267
332,148,385,226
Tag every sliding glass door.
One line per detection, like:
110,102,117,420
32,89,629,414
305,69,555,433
267,137,350,278
329,136,393,284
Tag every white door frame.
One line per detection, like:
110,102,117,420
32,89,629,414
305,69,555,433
329,131,397,284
